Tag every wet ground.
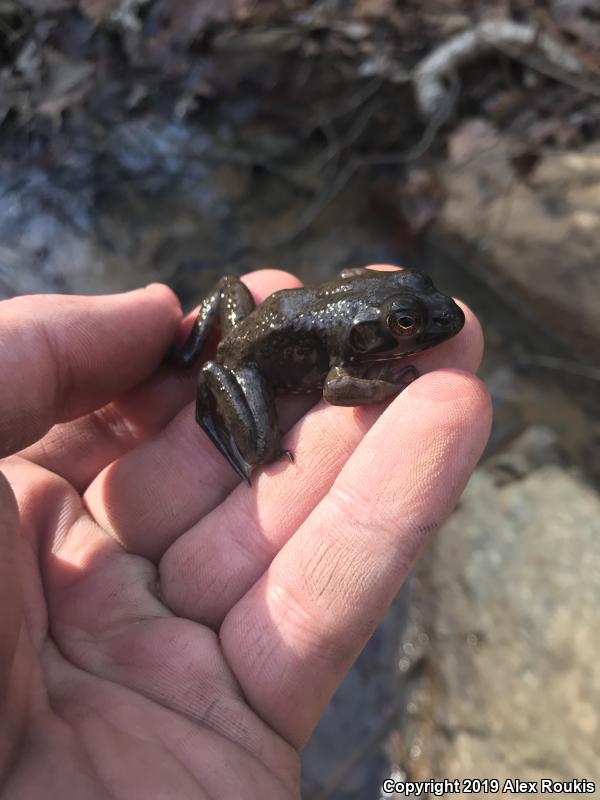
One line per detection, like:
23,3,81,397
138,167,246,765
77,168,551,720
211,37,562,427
2,114,599,798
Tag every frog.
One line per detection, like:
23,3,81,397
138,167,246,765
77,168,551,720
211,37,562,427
168,267,465,484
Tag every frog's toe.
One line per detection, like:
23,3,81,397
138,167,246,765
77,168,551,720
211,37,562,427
393,364,419,385
227,441,254,486
197,410,254,485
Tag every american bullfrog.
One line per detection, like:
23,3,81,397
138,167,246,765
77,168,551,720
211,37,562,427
169,267,464,484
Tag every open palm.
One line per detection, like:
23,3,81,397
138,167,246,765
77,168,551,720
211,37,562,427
0,269,490,799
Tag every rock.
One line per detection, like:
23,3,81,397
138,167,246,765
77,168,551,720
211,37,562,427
397,429,600,788
435,143,600,359
485,424,565,484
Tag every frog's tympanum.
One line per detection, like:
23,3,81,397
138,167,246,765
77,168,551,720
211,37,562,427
169,268,464,484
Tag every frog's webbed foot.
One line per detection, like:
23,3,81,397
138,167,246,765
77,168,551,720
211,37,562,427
196,362,282,485
323,363,419,406
167,276,255,369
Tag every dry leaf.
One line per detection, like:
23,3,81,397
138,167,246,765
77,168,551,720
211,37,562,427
36,50,94,120
147,0,233,45
448,118,498,166
354,0,395,19
80,0,122,22
398,169,445,233
18,0,74,10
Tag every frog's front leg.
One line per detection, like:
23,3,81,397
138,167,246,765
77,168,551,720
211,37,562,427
323,364,418,406
196,363,282,485
168,276,254,368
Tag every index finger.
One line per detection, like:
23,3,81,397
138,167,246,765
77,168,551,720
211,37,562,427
0,284,181,456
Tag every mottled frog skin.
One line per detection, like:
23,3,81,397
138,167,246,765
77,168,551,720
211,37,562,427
169,267,464,484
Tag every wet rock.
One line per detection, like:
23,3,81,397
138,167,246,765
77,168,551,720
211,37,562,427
482,360,600,478
0,110,392,303
436,144,600,359
0,167,117,296
398,428,600,787
485,424,565,484
0,118,251,299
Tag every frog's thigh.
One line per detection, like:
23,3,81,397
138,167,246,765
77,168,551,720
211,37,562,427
168,276,255,368
234,366,281,462
197,362,281,483
196,362,255,482
218,276,255,335
323,365,411,406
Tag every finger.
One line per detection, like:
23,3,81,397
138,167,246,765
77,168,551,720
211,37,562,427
0,470,40,776
219,370,492,748
19,365,199,492
0,285,181,458
83,271,306,553
158,301,482,624
21,270,303,490
0,472,20,703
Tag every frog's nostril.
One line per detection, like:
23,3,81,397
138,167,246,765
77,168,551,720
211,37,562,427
433,313,450,325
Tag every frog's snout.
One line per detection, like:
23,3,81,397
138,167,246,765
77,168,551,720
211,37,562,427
432,302,465,335
432,310,452,326
418,297,465,346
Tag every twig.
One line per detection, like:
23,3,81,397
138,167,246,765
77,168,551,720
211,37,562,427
295,93,384,183
356,72,459,167
265,79,457,248
414,19,583,118
303,78,384,138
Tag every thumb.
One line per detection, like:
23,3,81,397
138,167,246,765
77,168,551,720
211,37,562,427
0,469,24,775
0,471,21,703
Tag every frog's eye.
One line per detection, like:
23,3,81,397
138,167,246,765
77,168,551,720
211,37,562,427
383,294,424,337
386,306,422,336
389,314,417,332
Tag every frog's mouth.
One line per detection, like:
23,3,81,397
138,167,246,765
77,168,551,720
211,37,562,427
358,351,418,365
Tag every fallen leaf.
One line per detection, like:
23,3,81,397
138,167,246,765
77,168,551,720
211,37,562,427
398,168,445,233
18,0,75,10
448,118,498,166
353,0,395,19
15,40,42,83
146,0,233,45
35,49,94,120
510,151,541,180
232,0,289,25
80,0,122,22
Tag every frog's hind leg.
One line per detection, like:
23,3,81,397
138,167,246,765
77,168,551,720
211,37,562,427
196,362,282,485
167,276,255,368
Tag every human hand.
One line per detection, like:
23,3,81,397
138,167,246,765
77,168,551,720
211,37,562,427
0,269,491,799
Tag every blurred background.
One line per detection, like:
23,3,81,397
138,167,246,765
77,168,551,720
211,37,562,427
1,1,599,797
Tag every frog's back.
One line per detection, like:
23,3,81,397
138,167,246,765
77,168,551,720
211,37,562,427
218,284,364,392
216,272,417,391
